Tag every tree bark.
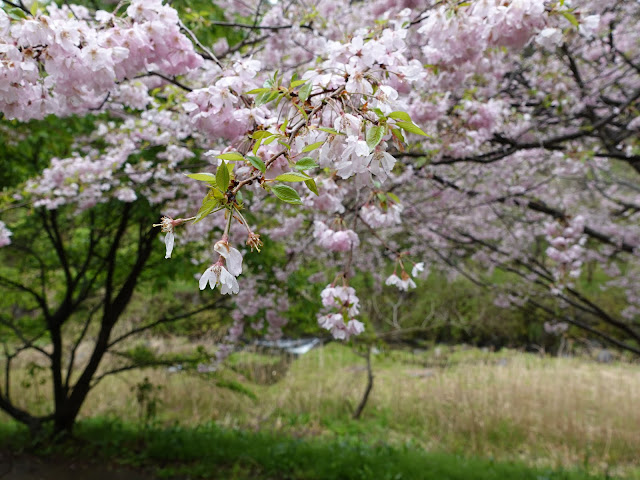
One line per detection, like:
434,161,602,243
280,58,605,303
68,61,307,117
353,346,374,420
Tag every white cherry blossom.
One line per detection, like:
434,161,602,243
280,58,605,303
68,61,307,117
199,264,239,295
214,240,243,276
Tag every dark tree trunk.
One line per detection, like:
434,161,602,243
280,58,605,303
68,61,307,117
353,346,374,420
50,226,158,435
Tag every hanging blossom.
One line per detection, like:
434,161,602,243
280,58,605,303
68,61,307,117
0,221,12,248
313,221,360,252
544,215,587,293
198,239,244,295
360,204,403,228
317,284,364,340
153,216,193,259
385,262,423,292
385,271,416,291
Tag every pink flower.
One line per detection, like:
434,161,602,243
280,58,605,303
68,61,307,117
346,319,365,336
313,221,360,252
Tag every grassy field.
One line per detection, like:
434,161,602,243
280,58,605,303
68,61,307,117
4,343,640,478
8,342,640,477
0,417,610,480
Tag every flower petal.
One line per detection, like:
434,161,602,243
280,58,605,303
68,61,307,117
165,232,175,259
411,262,424,277
226,247,243,276
219,267,239,295
215,241,243,276
199,267,214,290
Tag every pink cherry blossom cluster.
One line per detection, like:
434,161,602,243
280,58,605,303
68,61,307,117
360,204,403,228
418,0,546,68
317,284,364,340
183,59,270,140
544,216,587,292
0,1,201,120
3,0,637,354
25,112,196,211
313,221,359,253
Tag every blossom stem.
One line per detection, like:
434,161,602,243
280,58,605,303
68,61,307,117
233,207,252,235
222,208,233,239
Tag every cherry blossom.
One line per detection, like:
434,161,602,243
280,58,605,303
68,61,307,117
199,264,240,295
214,240,243,277
3,0,639,353
0,221,11,248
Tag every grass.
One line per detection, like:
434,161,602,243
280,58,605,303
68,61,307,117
0,418,612,480
5,343,640,478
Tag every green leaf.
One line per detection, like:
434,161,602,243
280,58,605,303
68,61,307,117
318,127,342,135
246,88,272,94
185,172,217,185
395,121,429,137
275,172,310,182
252,138,263,155
298,82,313,102
210,188,225,200
561,10,579,27
255,91,271,107
6,7,28,19
216,161,230,191
366,125,385,151
279,118,289,134
390,127,405,144
388,111,412,122
290,79,307,88
272,184,303,204
301,141,324,153
294,103,308,121
217,152,245,161
266,91,281,103
304,178,319,196
251,131,276,140
387,192,401,204
194,198,220,223
372,108,385,119
294,157,318,171
30,1,40,15
247,155,266,173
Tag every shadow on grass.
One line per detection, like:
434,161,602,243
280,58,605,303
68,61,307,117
0,418,613,480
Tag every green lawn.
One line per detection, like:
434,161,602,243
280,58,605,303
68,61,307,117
0,418,613,480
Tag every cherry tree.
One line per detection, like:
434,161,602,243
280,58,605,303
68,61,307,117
1,0,639,433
